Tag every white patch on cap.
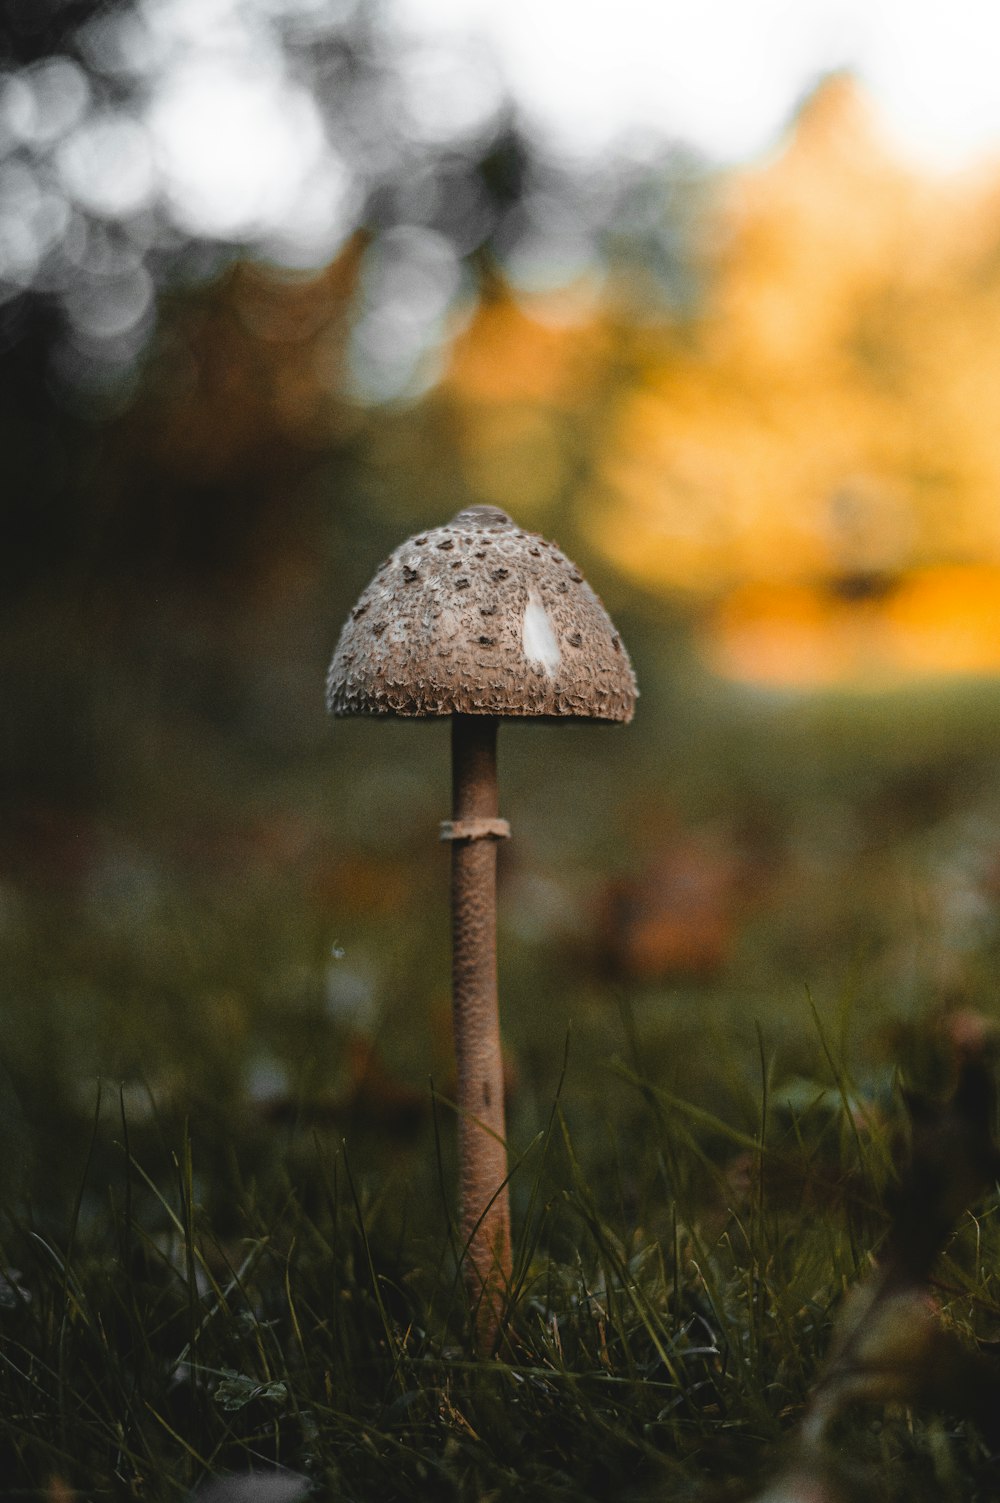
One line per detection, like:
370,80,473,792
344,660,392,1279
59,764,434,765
522,591,561,675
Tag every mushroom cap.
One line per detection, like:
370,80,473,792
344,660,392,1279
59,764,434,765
327,505,638,721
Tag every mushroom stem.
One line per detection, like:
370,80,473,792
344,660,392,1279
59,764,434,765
450,713,512,1351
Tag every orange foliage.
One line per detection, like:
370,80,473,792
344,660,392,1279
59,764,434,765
702,565,1000,688
702,582,863,689
884,565,1000,678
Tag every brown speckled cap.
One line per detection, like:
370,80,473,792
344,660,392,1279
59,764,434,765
326,505,637,721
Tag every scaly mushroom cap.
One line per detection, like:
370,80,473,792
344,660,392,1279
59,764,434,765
327,505,637,721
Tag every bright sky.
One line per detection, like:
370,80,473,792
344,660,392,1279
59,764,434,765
394,0,1000,169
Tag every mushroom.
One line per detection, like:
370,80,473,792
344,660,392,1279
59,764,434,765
326,504,637,1350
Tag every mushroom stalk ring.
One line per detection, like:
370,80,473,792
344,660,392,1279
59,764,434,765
440,818,511,842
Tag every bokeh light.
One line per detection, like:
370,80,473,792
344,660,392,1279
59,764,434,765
56,111,155,219
148,58,328,240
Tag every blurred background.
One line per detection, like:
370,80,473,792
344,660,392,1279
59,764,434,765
5,0,1000,1209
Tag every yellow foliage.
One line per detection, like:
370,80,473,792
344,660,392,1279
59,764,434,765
410,74,1000,684
440,283,611,525
444,284,607,409
586,74,1000,619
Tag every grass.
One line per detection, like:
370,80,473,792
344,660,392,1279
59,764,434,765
2,1008,1000,1503
7,640,1000,1498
